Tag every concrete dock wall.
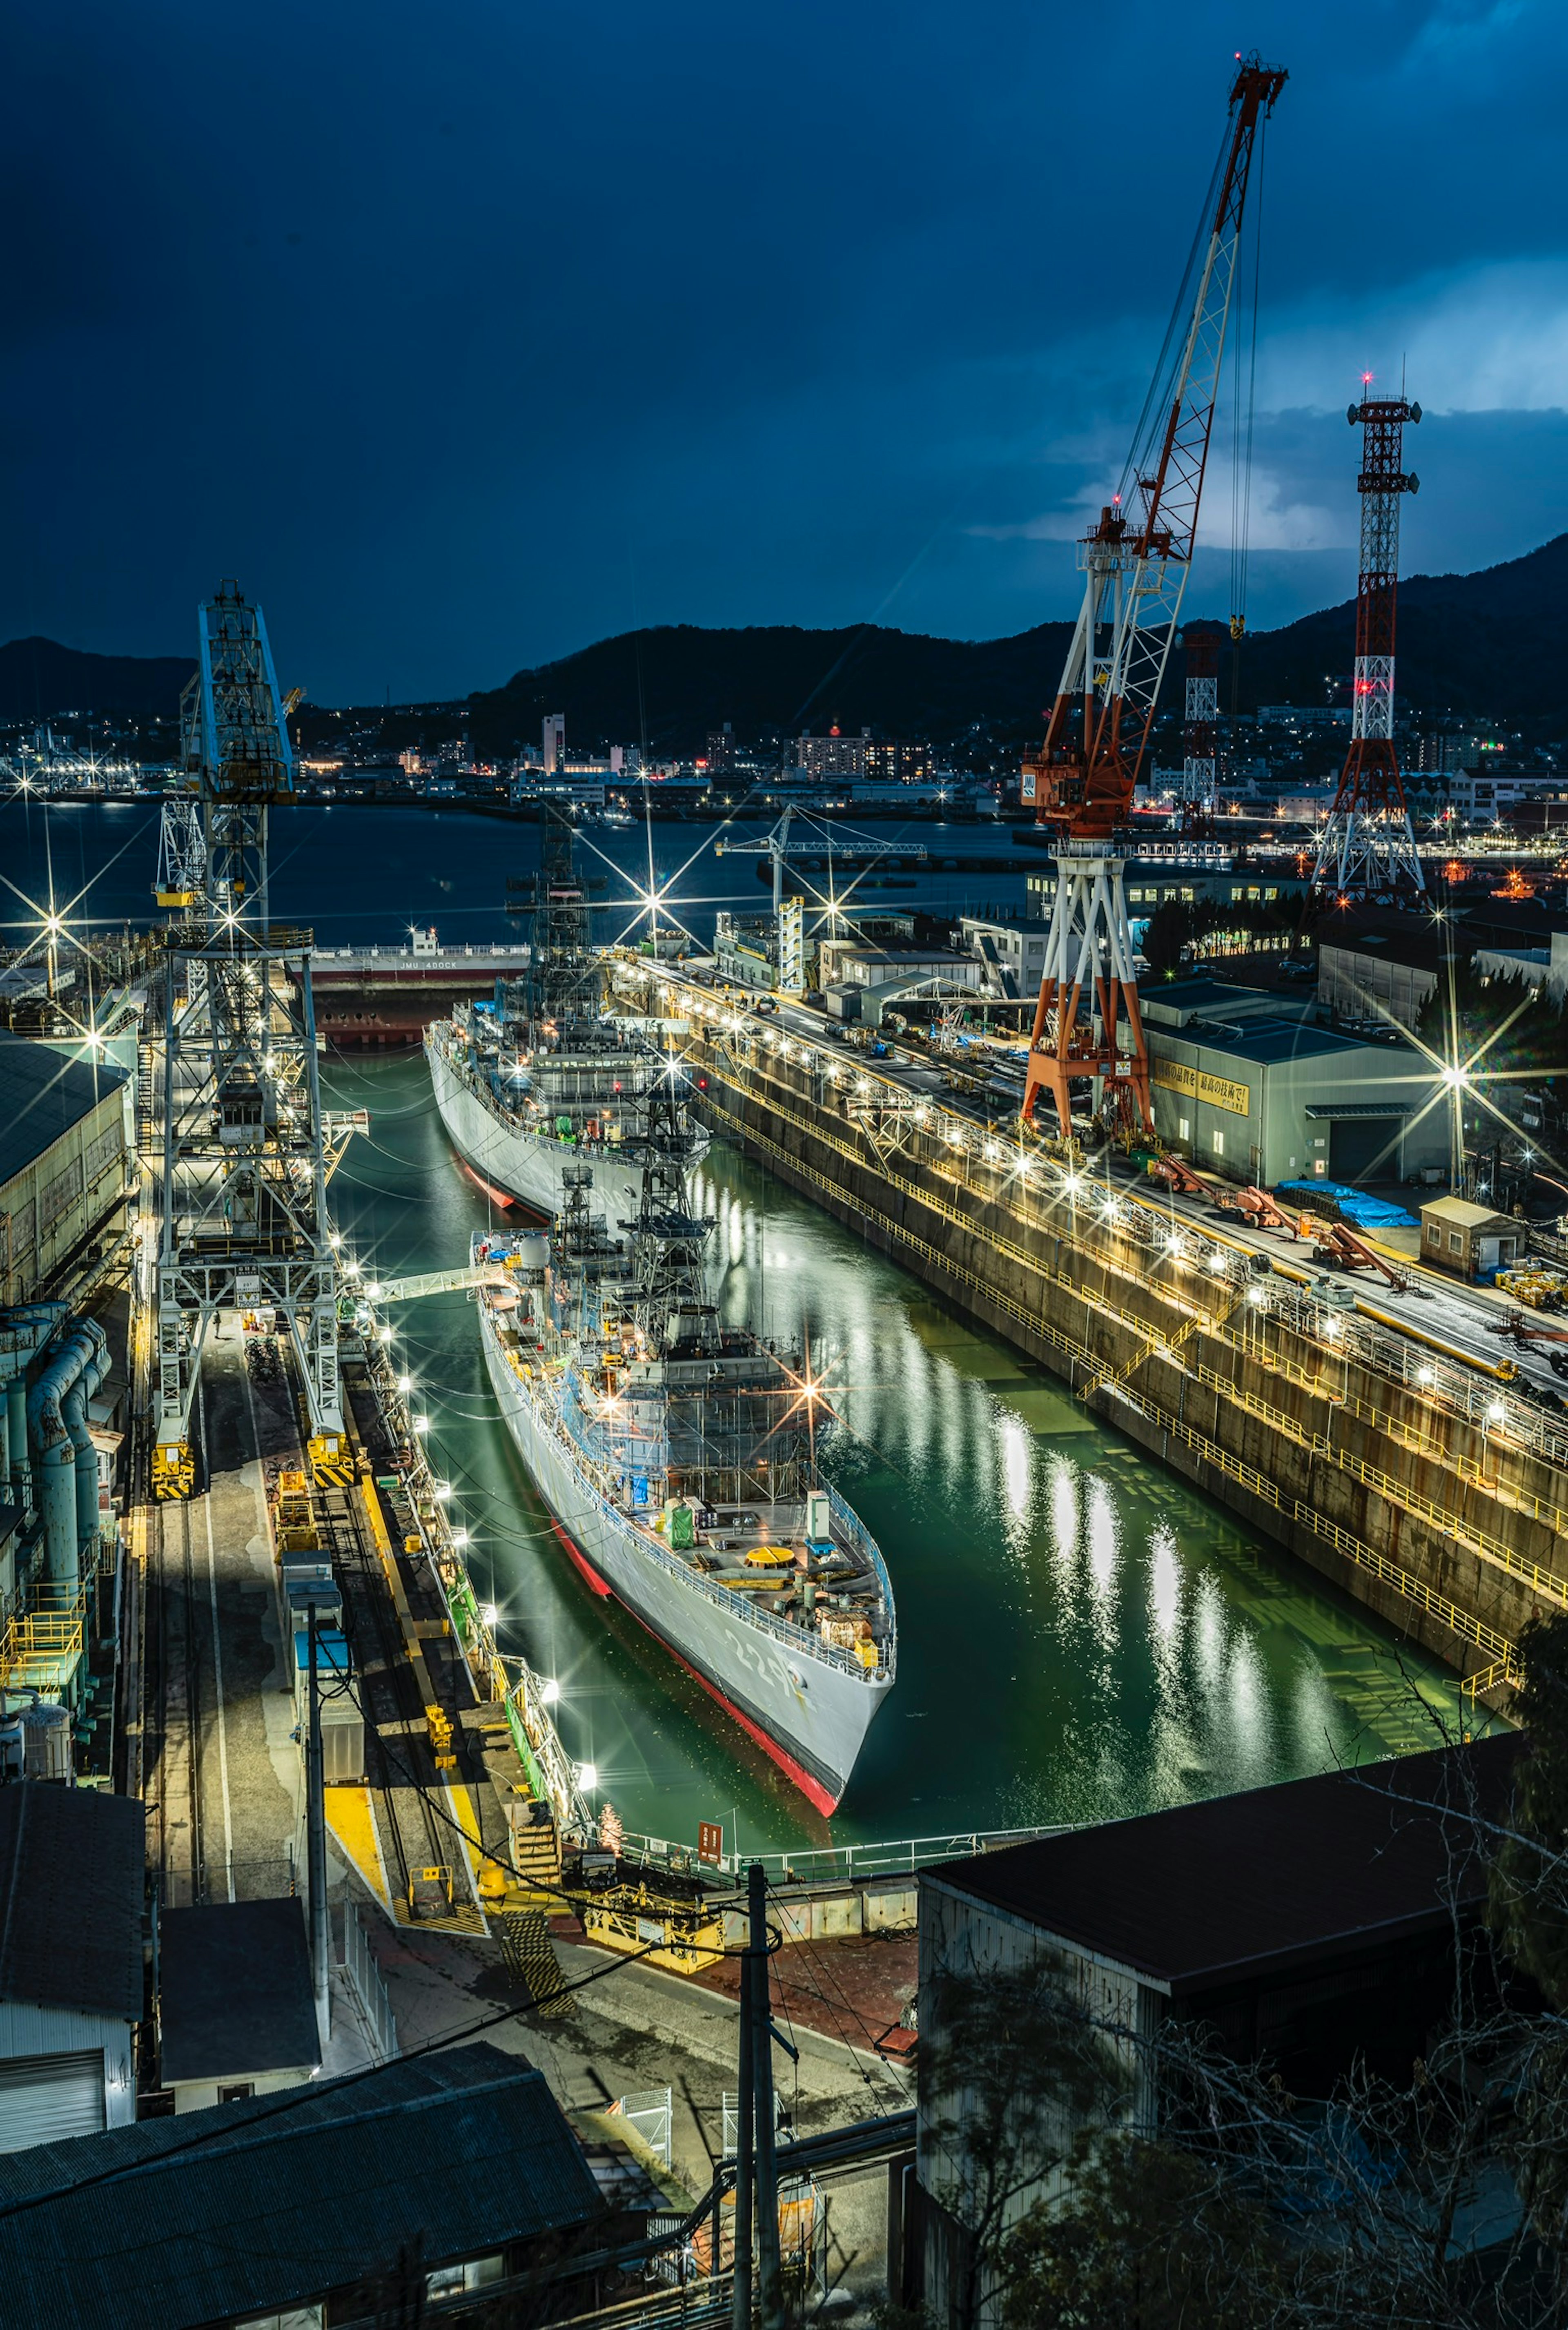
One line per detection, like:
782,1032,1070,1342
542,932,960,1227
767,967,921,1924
660,1003,1558,1705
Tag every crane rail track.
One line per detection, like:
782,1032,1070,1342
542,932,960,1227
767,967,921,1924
147,1490,206,1905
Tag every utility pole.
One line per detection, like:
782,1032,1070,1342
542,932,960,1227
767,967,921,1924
750,1861,784,2329
732,1895,755,2330
306,1601,330,2046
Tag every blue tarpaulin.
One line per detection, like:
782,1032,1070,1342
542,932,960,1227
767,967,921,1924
1276,1178,1418,1230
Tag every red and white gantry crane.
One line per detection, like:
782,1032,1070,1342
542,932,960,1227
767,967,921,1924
1020,55,1287,1137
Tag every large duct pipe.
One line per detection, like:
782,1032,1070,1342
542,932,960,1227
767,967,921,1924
0,1307,68,1517
27,1327,98,1588
62,1323,109,1569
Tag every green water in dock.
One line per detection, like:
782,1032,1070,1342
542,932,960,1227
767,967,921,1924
325,1048,1486,1861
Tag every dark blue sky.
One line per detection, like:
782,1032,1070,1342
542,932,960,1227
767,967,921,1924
5,2,1565,702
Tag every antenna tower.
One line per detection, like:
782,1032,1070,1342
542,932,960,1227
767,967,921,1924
1310,394,1425,900
1178,620,1225,834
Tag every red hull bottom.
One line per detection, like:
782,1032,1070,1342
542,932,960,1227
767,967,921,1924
548,1506,841,1816
658,1634,841,1818
460,1159,521,1210
551,1518,612,1598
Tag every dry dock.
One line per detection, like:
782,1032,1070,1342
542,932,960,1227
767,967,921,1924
620,959,1568,1710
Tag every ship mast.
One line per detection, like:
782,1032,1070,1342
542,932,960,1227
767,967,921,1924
624,1086,715,1340
516,804,598,1026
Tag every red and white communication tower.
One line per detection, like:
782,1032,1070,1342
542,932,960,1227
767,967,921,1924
1311,393,1424,899
1020,56,1286,1137
1178,618,1227,832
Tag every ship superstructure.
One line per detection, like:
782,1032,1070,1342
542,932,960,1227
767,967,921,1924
425,807,707,1217
474,1105,895,1812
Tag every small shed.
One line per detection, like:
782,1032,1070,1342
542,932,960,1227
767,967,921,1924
0,1782,145,2152
1419,1194,1523,1280
158,1898,321,2113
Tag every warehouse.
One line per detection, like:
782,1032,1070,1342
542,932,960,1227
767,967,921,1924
1145,1010,1445,1187
0,1037,132,1307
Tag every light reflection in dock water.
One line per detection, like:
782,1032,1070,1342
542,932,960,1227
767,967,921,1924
325,1050,1493,1858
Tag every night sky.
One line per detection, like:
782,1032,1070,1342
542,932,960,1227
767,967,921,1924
5,2,1564,701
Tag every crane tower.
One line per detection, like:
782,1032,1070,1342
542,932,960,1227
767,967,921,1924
1310,395,1425,900
1020,56,1286,1136
150,583,362,1498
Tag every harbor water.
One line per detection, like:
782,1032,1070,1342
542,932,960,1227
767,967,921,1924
5,794,1486,1856
323,1046,1477,1859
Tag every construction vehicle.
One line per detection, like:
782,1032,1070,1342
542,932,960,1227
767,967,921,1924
1218,1186,1309,1237
1308,1221,1408,1291
1147,1154,1210,1198
1497,1266,1567,1313
1491,1310,1568,1378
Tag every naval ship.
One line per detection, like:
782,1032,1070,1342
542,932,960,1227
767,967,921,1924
425,807,708,1218
473,1103,895,1813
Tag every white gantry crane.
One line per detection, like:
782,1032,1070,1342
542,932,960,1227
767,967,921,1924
150,582,364,1498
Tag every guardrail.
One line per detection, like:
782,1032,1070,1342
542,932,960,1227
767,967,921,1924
356,1338,597,1839
618,1824,1064,1884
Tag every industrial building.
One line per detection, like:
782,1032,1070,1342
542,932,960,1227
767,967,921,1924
1143,997,1445,1184
0,1035,132,1309
0,1037,133,1742
156,1900,321,2114
0,1784,145,2152
0,2042,629,2328
1316,922,1446,1032
909,1738,1520,2323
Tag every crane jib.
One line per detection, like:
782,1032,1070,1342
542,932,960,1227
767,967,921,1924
1017,56,1286,1143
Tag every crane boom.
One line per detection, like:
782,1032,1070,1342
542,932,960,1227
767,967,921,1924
1025,56,1285,834
1019,55,1285,1139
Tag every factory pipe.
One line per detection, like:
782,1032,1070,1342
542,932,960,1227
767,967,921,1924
62,1323,109,1570
0,1307,68,1517
27,1323,104,1588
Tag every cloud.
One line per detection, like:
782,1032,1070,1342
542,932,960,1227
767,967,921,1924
1256,259,1568,417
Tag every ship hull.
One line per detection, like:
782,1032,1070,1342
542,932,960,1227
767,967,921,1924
480,1309,890,1813
427,1035,659,1221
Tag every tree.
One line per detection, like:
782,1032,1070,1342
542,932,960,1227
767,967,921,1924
919,1955,1125,2330
998,2132,1289,2329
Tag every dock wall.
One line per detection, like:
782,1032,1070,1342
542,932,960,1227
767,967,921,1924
635,979,1568,1706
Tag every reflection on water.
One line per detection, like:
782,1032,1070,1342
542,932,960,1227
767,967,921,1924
326,1050,1489,1859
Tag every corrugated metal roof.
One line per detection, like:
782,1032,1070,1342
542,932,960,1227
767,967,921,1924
0,2042,605,2328
1303,1101,1412,1119
926,1737,1521,1998
0,1037,127,1191
158,1900,319,2084
0,1785,144,2022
